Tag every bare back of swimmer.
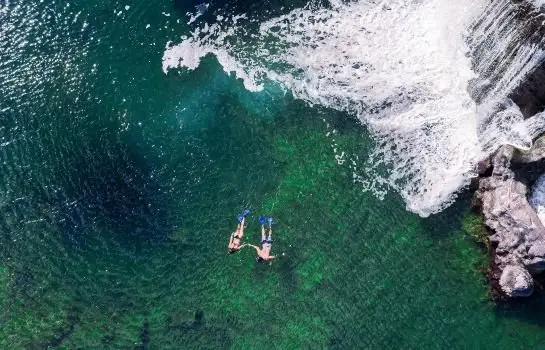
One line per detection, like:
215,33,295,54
228,210,250,253
228,217,245,253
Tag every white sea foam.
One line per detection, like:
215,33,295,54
162,0,545,216
533,0,545,8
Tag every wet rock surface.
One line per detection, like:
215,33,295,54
507,0,545,118
469,0,545,112
512,137,545,164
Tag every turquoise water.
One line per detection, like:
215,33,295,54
3,0,545,348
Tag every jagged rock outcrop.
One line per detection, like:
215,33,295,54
475,145,545,297
468,0,545,298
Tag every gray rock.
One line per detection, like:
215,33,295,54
476,146,545,297
527,243,545,273
476,158,491,175
499,264,534,297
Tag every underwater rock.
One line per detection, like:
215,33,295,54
476,145,545,297
499,264,534,297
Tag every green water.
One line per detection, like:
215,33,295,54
3,0,545,348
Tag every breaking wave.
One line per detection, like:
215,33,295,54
162,0,545,216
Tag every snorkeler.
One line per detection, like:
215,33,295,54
244,216,276,262
228,210,250,253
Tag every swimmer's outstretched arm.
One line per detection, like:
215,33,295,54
242,244,260,252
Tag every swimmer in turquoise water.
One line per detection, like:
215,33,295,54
244,216,276,262
228,210,250,253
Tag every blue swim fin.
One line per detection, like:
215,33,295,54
259,216,266,225
237,209,251,223
267,217,274,227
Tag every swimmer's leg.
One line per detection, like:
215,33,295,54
267,217,273,241
239,217,246,237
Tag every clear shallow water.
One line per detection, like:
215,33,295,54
2,0,545,348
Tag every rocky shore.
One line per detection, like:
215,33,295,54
467,0,545,299
474,141,545,298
